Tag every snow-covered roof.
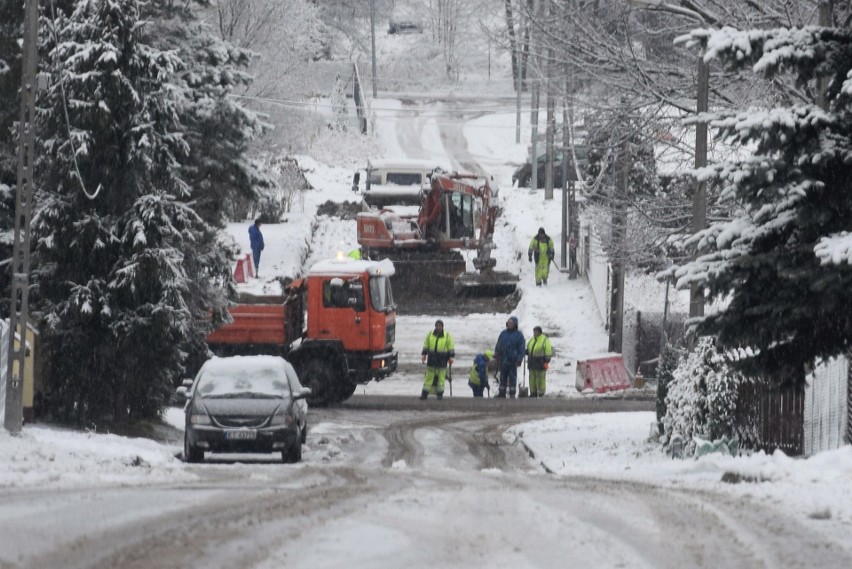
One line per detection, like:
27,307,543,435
309,257,396,277
201,355,289,375
368,158,445,171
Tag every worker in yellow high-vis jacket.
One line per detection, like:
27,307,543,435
528,227,555,286
525,326,554,397
420,319,455,400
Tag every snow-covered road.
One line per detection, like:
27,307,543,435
2,407,850,569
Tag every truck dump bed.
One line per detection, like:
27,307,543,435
206,304,287,345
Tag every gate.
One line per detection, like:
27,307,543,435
734,380,805,456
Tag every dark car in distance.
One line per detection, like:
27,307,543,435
512,146,589,189
178,356,310,464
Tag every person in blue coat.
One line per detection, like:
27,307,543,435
248,218,264,276
494,316,526,398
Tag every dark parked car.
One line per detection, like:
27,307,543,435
388,19,423,34
178,356,310,464
512,147,589,188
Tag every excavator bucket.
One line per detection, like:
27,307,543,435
379,250,466,300
454,270,518,297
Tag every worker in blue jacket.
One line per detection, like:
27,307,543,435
248,218,264,276
494,316,525,398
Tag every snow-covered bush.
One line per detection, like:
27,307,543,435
331,75,348,132
663,337,741,456
655,343,682,430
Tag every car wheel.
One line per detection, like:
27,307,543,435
184,432,204,463
283,438,302,464
301,421,308,445
301,360,337,406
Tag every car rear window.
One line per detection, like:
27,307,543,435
196,365,289,398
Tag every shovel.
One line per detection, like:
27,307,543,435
519,356,529,398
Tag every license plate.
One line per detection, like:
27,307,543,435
225,429,257,440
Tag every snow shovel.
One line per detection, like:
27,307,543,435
550,258,562,275
519,356,529,398
448,364,453,397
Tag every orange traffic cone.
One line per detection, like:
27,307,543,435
245,253,254,278
233,258,247,283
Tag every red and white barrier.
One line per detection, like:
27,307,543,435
244,253,254,278
575,354,631,393
233,258,247,284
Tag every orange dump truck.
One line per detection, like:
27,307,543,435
206,258,398,405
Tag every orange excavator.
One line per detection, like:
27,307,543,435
355,171,518,296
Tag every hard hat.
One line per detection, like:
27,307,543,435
485,350,494,360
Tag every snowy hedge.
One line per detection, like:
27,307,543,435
663,337,741,456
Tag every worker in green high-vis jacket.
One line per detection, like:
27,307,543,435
526,326,554,398
528,227,555,286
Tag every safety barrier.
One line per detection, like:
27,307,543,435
244,253,254,278
233,258,248,284
575,354,632,393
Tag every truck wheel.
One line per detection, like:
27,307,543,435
301,360,336,406
336,382,357,402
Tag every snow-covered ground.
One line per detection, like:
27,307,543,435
3,409,852,558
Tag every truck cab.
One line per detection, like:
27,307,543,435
304,258,397,377
205,258,398,405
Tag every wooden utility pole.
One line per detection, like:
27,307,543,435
608,136,629,354
5,0,38,434
529,0,539,192
817,1,832,111
370,0,378,98
544,0,554,200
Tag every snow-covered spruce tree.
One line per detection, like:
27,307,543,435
674,26,852,386
0,0,26,317
663,337,739,455
145,1,272,225
655,342,682,429
143,1,271,364
33,0,216,426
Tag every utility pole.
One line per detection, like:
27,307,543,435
560,94,569,269
817,1,832,111
529,0,539,192
608,135,629,354
690,54,708,320
544,0,554,200
370,0,378,98
515,9,523,144
628,1,709,322
5,0,38,434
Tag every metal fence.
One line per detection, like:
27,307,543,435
582,223,610,330
804,356,849,456
733,355,850,457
